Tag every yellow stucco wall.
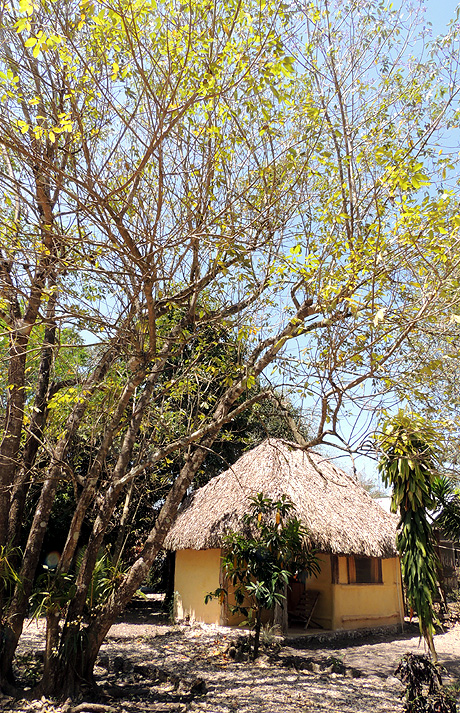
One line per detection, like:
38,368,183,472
304,554,333,629
174,548,221,624
332,556,403,630
173,549,404,632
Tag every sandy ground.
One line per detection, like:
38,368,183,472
2,604,460,713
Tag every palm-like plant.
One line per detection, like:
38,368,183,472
378,412,440,660
432,475,460,543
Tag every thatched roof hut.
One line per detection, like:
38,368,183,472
164,438,397,557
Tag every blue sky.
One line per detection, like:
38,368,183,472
425,0,458,34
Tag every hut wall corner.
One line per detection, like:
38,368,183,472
174,548,221,624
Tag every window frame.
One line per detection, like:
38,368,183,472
347,555,382,584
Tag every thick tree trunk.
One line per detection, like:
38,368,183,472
253,610,262,660
38,647,98,701
0,331,30,688
0,471,64,686
0,347,118,688
58,441,213,675
8,304,57,547
0,157,57,548
273,584,289,634
0,330,28,547
0,196,57,674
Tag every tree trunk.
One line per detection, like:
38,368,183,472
8,303,57,547
41,609,61,693
112,480,135,565
253,610,262,660
0,330,28,547
273,584,288,634
433,529,448,616
0,347,118,688
38,646,99,700
0,471,63,686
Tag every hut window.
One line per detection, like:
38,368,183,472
347,556,382,584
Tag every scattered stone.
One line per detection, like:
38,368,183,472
189,678,207,696
324,655,346,674
122,659,133,674
61,697,72,713
386,675,401,686
132,664,168,682
97,655,110,671
348,667,363,679
112,655,125,674
255,654,271,667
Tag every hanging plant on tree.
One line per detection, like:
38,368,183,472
378,411,440,660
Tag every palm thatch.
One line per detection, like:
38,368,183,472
164,439,397,557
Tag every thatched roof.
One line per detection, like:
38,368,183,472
164,439,397,557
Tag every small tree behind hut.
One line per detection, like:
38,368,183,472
206,493,319,659
378,412,440,660
432,475,460,544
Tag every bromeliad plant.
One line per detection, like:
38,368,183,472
206,493,319,659
30,550,129,621
0,544,22,616
378,412,440,660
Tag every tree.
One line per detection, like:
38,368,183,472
357,472,388,500
101,343,314,566
206,493,319,659
1,0,460,698
380,310,460,469
378,412,440,660
432,475,460,544
281,0,460,459
0,0,310,695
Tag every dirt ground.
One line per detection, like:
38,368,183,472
2,599,460,713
